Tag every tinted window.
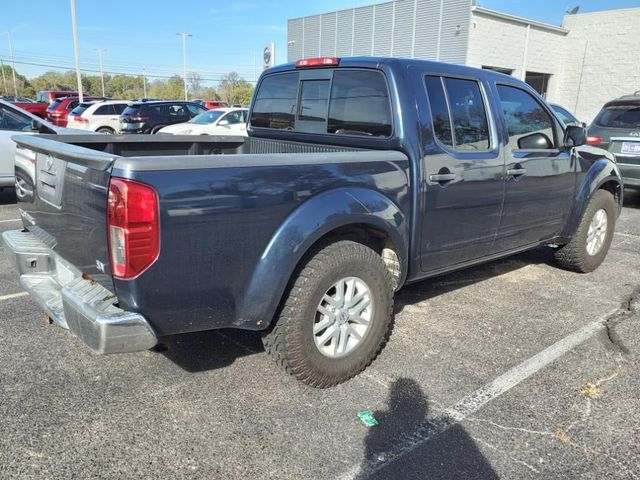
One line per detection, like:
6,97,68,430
222,111,244,125
595,105,640,129
113,104,127,114
424,76,453,147
551,104,579,126
94,105,111,115
70,105,89,116
67,100,79,110
122,105,140,116
497,85,555,149
328,70,391,137
251,72,299,129
443,78,490,151
299,80,329,122
186,103,205,116
0,105,31,131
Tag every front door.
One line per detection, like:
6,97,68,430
493,84,576,252
418,73,505,273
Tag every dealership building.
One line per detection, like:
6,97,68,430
287,1,640,122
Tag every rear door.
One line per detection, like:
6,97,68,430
493,84,575,251
417,72,505,272
0,103,34,185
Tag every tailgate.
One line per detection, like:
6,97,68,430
12,134,117,292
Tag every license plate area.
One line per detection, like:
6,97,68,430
621,142,640,154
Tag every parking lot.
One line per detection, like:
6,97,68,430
0,186,639,479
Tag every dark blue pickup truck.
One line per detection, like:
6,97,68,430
3,57,622,387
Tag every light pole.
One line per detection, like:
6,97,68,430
96,48,105,96
176,32,192,101
142,66,147,98
0,58,8,96
4,32,18,97
69,0,83,102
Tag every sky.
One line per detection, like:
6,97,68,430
0,0,638,87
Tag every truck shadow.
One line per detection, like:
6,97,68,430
355,377,497,479
156,328,264,373
623,188,640,208
396,246,556,315
0,187,16,205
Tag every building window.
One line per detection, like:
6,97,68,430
525,72,551,98
482,66,514,76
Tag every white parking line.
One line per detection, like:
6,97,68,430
0,292,28,302
0,218,20,224
340,309,618,479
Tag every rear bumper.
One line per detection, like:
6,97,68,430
1,229,157,354
618,162,640,188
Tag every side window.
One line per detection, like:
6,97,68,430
251,72,299,130
497,85,555,150
298,80,329,122
0,105,31,131
424,76,453,147
224,111,243,124
424,76,490,151
328,70,391,137
113,104,127,115
94,105,110,115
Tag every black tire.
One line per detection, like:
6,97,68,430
150,125,166,134
554,189,616,273
96,126,114,134
262,240,394,388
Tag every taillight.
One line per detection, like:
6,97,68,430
129,115,149,122
107,177,160,279
72,116,88,123
586,135,603,145
295,57,340,68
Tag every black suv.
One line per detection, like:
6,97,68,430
587,92,640,189
119,101,207,134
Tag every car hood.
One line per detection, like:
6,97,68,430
157,122,194,134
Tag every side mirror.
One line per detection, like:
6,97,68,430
30,119,41,132
563,125,587,149
517,132,553,150
218,119,229,126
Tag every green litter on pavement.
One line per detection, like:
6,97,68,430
358,410,379,427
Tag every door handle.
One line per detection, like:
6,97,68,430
507,168,526,177
429,173,456,182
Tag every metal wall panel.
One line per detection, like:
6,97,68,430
413,0,440,59
304,15,321,58
320,12,338,56
438,0,471,63
392,0,414,57
373,2,394,56
288,18,303,61
353,6,374,56
336,9,354,56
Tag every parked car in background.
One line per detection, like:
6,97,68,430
0,99,89,190
158,107,248,136
36,90,79,104
46,96,107,127
67,100,129,134
1,96,36,103
3,57,622,388
119,100,206,134
550,103,581,126
587,92,640,189
193,99,229,110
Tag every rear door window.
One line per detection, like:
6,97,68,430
299,80,330,122
595,105,640,129
327,70,391,137
94,105,110,115
424,76,490,151
251,72,299,129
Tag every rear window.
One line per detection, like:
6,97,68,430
48,100,62,110
122,105,141,116
250,69,392,137
251,72,299,130
70,105,89,116
595,105,640,129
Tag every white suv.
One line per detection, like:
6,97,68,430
67,100,129,134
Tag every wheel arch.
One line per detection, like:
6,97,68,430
235,187,409,330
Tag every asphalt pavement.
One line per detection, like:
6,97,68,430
0,186,639,479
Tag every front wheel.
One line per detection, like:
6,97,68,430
262,240,394,388
554,189,617,273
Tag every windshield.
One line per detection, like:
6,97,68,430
551,105,579,126
190,110,225,125
595,105,640,129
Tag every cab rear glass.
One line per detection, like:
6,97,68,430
250,68,392,137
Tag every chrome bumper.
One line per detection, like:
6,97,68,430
2,229,157,354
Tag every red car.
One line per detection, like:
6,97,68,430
194,99,229,110
46,96,105,127
14,91,80,119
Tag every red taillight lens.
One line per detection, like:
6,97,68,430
295,57,340,68
586,135,603,145
72,115,88,123
107,177,160,279
129,115,150,122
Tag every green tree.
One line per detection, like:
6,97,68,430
0,64,34,97
217,72,254,105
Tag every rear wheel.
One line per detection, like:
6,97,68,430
96,126,114,134
150,125,166,134
262,240,394,388
554,189,616,273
